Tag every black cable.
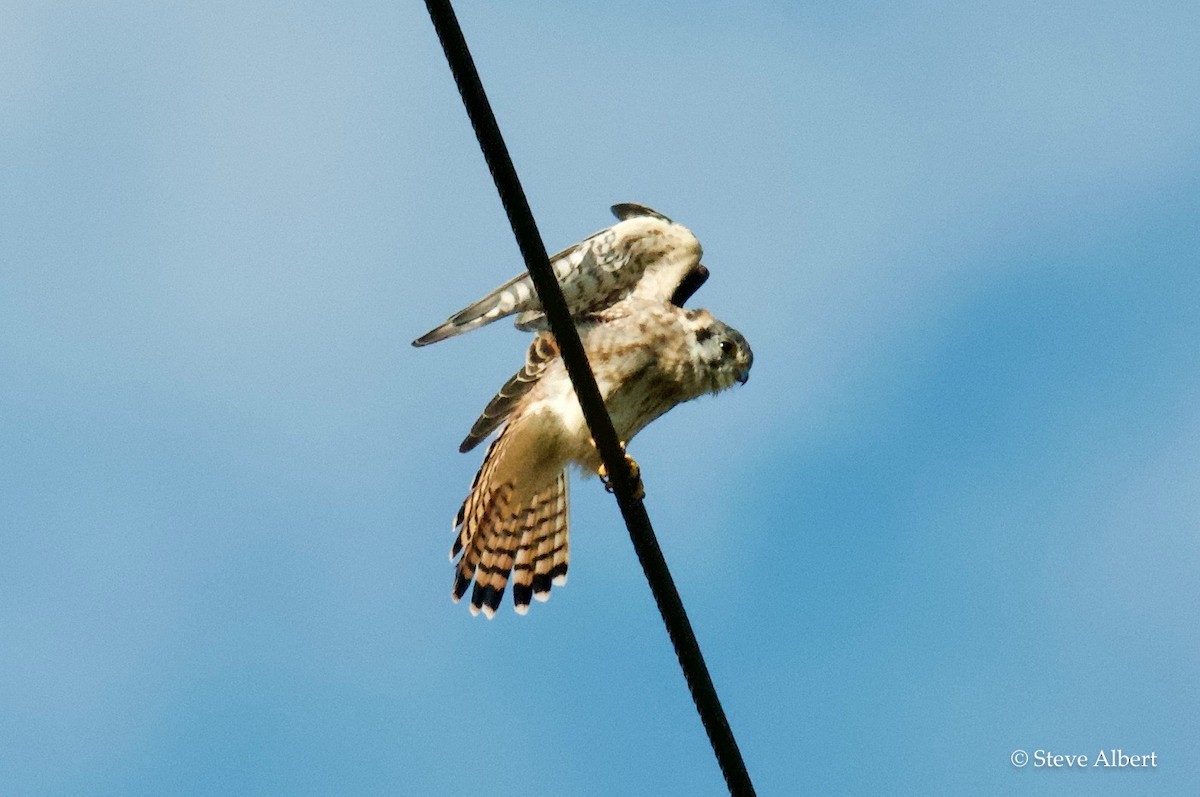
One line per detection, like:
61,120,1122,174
421,2,756,794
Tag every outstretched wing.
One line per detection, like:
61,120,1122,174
412,204,703,346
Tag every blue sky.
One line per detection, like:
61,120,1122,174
2,2,1198,794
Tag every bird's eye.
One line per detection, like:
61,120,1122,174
719,339,735,356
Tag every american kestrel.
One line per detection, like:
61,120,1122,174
412,204,710,347
413,204,752,617
446,299,752,617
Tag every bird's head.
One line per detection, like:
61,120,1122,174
687,309,753,392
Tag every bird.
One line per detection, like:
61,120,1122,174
445,298,752,617
412,203,710,347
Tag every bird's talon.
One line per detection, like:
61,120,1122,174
600,445,644,499
597,443,618,489
629,474,646,501
625,455,645,499
599,460,616,493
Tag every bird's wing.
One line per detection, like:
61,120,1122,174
458,332,560,453
411,204,702,346
610,202,673,222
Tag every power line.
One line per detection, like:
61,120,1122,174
421,2,756,794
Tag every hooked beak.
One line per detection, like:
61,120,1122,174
735,347,753,385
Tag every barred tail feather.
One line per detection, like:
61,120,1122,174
449,437,500,561
524,473,569,603
450,435,570,618
514,472,568,612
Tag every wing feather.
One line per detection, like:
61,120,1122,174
459,332,559,453
411,204,703,345
610,202,673,222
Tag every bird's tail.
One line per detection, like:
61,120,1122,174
451,433,569,618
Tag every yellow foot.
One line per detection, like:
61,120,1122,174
599,443,645,500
